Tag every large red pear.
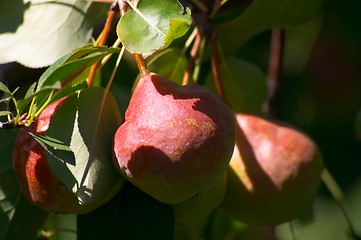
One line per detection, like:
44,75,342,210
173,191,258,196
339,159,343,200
113,73,235,204
221,113,323,225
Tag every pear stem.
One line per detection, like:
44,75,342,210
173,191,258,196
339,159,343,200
134,53,149,78
182,31,203,86
87,3,118,87
264,27,285,117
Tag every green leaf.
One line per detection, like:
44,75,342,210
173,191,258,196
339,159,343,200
0,111,12,117
206,57,268,114
37,46,119,90
0,0,109,68
0,97,11,104
29,132,73,152
45,87,123,206
16,46,118,119
0,82,11,95
117,0,191,56
147,48,188,85
51,80,88,103
78,182,174,240
216,0,324,55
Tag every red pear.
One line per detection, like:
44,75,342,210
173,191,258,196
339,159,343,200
221,113,323,225
113,73,235,204
12,88,124,214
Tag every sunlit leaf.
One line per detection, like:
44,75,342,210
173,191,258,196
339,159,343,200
117,0,191,56
37,46,119,90
0,0,108,68
45,87,124,206
16,46,118,120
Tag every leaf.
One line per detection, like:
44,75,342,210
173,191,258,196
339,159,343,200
45,87,123,206
37,46,119,90
117,0,192,56
0,82,11,95
78,182,174,240
0,111,12,117
147,48,188,85
16,46,118,118
206,57,268,114
0,97,11,104
0,0,109,68
216,0,324,55
29,132,73,152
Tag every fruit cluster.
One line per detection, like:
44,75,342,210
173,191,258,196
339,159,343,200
12,72,323,235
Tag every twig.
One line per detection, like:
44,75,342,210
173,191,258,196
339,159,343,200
87,3,119,87
134,53,149,78
182,31,203,85
210,32,228,104
264,27,285,117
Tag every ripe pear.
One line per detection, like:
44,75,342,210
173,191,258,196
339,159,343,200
12,88,124,214
173,172,227,240
221,113,323,225
173,172,227,228
113,73,235,204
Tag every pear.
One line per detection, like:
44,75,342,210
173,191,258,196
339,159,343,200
12,88,124,214
173,172,227,227
113,73,235,204
221,113,323,225
172,172,227,240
